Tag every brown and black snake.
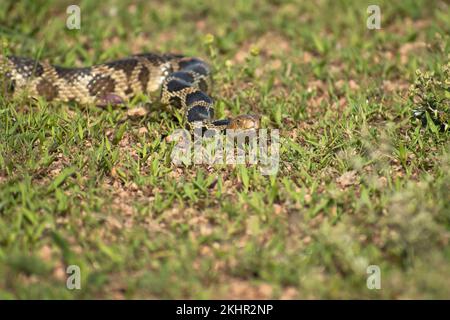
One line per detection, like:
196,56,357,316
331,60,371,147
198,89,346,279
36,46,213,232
0,53,259,131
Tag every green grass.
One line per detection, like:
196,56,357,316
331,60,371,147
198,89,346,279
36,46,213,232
0,0,449,299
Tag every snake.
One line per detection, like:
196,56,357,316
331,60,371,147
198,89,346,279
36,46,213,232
0,52,259,131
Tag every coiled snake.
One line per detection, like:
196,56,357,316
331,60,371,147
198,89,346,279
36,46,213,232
0,53,259,131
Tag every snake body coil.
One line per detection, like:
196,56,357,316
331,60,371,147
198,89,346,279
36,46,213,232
0,53,259,130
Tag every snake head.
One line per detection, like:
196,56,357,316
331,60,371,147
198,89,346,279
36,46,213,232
227,114,260,130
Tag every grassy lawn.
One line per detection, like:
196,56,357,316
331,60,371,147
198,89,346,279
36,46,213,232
0,0,449,299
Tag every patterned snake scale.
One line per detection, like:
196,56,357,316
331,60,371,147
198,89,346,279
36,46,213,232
0,53,259,131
